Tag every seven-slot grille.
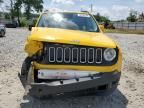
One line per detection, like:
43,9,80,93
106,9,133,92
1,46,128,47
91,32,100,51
39,43,117,66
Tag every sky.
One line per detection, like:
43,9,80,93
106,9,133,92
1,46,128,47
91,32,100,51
43,0,144,21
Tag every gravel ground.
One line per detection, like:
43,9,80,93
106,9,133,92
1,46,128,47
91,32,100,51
0,28,144,108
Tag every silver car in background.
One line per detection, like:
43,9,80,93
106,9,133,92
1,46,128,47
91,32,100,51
0,24,6,37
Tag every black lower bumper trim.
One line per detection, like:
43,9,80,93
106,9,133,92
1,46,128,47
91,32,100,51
28,72,121,97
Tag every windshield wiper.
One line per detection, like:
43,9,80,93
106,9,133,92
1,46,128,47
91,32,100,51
87,30,97,32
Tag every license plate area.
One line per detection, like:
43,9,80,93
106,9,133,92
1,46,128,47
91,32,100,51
38,70,98,80
38,70,74,79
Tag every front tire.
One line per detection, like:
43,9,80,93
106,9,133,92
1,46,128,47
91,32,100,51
0,30,5,37
20,57,32,88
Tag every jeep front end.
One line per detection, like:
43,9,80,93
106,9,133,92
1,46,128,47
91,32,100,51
19,11,122,98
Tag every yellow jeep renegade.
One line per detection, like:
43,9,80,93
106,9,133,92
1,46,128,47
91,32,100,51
19,11,122,98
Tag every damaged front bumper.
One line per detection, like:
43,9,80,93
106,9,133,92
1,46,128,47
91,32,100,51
28,71,121,97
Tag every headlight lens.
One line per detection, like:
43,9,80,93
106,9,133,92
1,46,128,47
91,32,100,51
104,48,116,61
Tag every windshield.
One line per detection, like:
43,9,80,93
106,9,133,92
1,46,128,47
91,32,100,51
37,12,99,32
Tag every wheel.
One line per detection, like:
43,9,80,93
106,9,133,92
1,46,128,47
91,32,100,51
0,30,5,37
20,57,44,99
20,57,32,88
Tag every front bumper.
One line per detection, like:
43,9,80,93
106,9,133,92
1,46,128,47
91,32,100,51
28,71,121,97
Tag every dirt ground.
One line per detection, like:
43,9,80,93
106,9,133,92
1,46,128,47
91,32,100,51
0,28,144,108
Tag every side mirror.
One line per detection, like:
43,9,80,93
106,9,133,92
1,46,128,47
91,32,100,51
28,19,37,31
28,25,33,31
99,25,105,32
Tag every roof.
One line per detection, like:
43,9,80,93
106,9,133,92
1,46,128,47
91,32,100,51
43,10,90,14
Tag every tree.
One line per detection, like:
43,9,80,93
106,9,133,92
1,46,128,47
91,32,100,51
4,0,16,21
3,0,22,26
94,13,101,22
0,0,3,16
22,0,43,20
138,12,144,22
4,13,11,19
10,0,15,20
93,13,110,23
127,10,138,22
0,0,3,6
14,0,22,26
0,0,3,3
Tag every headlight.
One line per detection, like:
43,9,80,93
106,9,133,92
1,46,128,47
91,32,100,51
25,41,43,56
104,48,116,61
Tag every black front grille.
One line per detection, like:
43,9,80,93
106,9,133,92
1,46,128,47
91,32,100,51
37,43,118,66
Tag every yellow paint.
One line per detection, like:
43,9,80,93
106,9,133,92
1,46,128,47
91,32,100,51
28,27,117,48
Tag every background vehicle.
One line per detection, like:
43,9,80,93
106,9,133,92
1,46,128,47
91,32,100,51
5,21,18,28
19,11,122,98
0,24,6,37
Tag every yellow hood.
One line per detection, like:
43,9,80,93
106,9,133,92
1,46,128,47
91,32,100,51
28,27,116,48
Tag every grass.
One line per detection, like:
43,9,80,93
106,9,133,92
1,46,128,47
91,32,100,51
104,29,144,35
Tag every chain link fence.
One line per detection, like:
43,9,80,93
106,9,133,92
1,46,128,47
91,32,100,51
113,22,144,30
